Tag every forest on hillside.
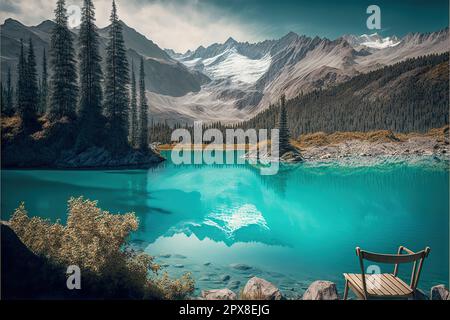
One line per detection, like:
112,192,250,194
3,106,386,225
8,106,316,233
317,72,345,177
150,53,449,144
0,0,162,168
241,53,449,138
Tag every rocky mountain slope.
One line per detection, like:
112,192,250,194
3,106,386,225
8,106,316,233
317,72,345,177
241,53,449,136
2,17,448,124
0,18,209,97
164,28,448,124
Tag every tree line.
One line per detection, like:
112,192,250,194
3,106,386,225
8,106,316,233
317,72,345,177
240,53,449,137
148,52,449,144
0,0,149,154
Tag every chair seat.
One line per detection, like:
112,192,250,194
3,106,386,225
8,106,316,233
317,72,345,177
344,273,414,298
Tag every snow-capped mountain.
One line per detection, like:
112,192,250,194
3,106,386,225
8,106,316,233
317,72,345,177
1,16,448,125
159,28,448,124
343,33,401,49
181,47,272,85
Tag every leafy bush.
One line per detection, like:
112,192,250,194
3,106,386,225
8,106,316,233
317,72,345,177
9,197,195,299
151,272,195,300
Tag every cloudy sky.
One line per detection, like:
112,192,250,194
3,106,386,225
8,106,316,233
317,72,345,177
1,0,448,52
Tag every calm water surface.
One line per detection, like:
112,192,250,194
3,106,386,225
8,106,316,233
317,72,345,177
2,151,449,297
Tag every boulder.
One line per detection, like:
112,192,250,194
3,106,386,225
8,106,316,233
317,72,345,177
302,280,339,300
413,289,429,300
201,288,237,300
242,277,283,300
228,280,241,290
230,263,252,271
221,275,231,282
430,285,450,300
280,150,303,163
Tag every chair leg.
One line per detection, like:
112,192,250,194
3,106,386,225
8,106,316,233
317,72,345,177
343,279,349,300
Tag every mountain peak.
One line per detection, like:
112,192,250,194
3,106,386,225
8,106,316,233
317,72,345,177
280,31,299,42
34,19,56,31
2,18,24,27
224,37,237,45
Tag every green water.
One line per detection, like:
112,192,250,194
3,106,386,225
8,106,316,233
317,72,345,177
1,151,449,297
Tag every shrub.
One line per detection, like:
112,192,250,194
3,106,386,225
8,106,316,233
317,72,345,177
9,197,195,299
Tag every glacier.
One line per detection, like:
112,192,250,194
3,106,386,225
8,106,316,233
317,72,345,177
183,47,272,84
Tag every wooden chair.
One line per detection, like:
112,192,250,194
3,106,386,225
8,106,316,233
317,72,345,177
343,246,430,300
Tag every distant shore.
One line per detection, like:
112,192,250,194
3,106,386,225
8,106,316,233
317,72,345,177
295,127,449,166
158,127,449,166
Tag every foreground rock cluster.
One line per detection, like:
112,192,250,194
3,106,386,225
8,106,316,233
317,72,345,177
200,276,449,300
200,276,338,300
3,222,449,300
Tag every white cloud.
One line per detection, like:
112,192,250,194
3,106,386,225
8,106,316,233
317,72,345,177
0,0,264,53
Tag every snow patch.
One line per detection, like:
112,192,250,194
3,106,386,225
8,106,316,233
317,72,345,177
359,33,401,49
182,48,271,84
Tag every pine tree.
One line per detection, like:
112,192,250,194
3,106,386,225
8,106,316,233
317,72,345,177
76,0,104,151
16,40,27,118
0,81,5,114
27,38,38,108
39,48,48,115
129,60,138,147
16,39,37,130
104,0,130,153
5,67,14,115
138,57,149,150
49,0,78,120
277,94,291,155
22,38,39,129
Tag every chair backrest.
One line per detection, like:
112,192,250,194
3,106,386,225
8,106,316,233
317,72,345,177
355,246,430,297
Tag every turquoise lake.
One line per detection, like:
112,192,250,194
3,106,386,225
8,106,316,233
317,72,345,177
1,151,449,298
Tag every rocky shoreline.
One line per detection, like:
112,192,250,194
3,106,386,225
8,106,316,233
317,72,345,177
301,135,449,166
1,116,165,169
141,245,449,301
198,276,449,300
245,128,449,167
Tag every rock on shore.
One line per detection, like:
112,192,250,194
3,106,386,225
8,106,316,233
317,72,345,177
302,281,339,300
201,288,237,300
244,147,304,163
431,284,450,300
242,277,283,300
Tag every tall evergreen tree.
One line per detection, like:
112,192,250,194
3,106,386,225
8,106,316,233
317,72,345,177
49,0,78,120
16,40,27,119
277,94,291,155
39,48,48,115
5,67,14,115
22,38,39,129
16,39,38,130
129,60,138,147
0,81,5,114
138,57,149,150
76,0,104,151
104,0,130,152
